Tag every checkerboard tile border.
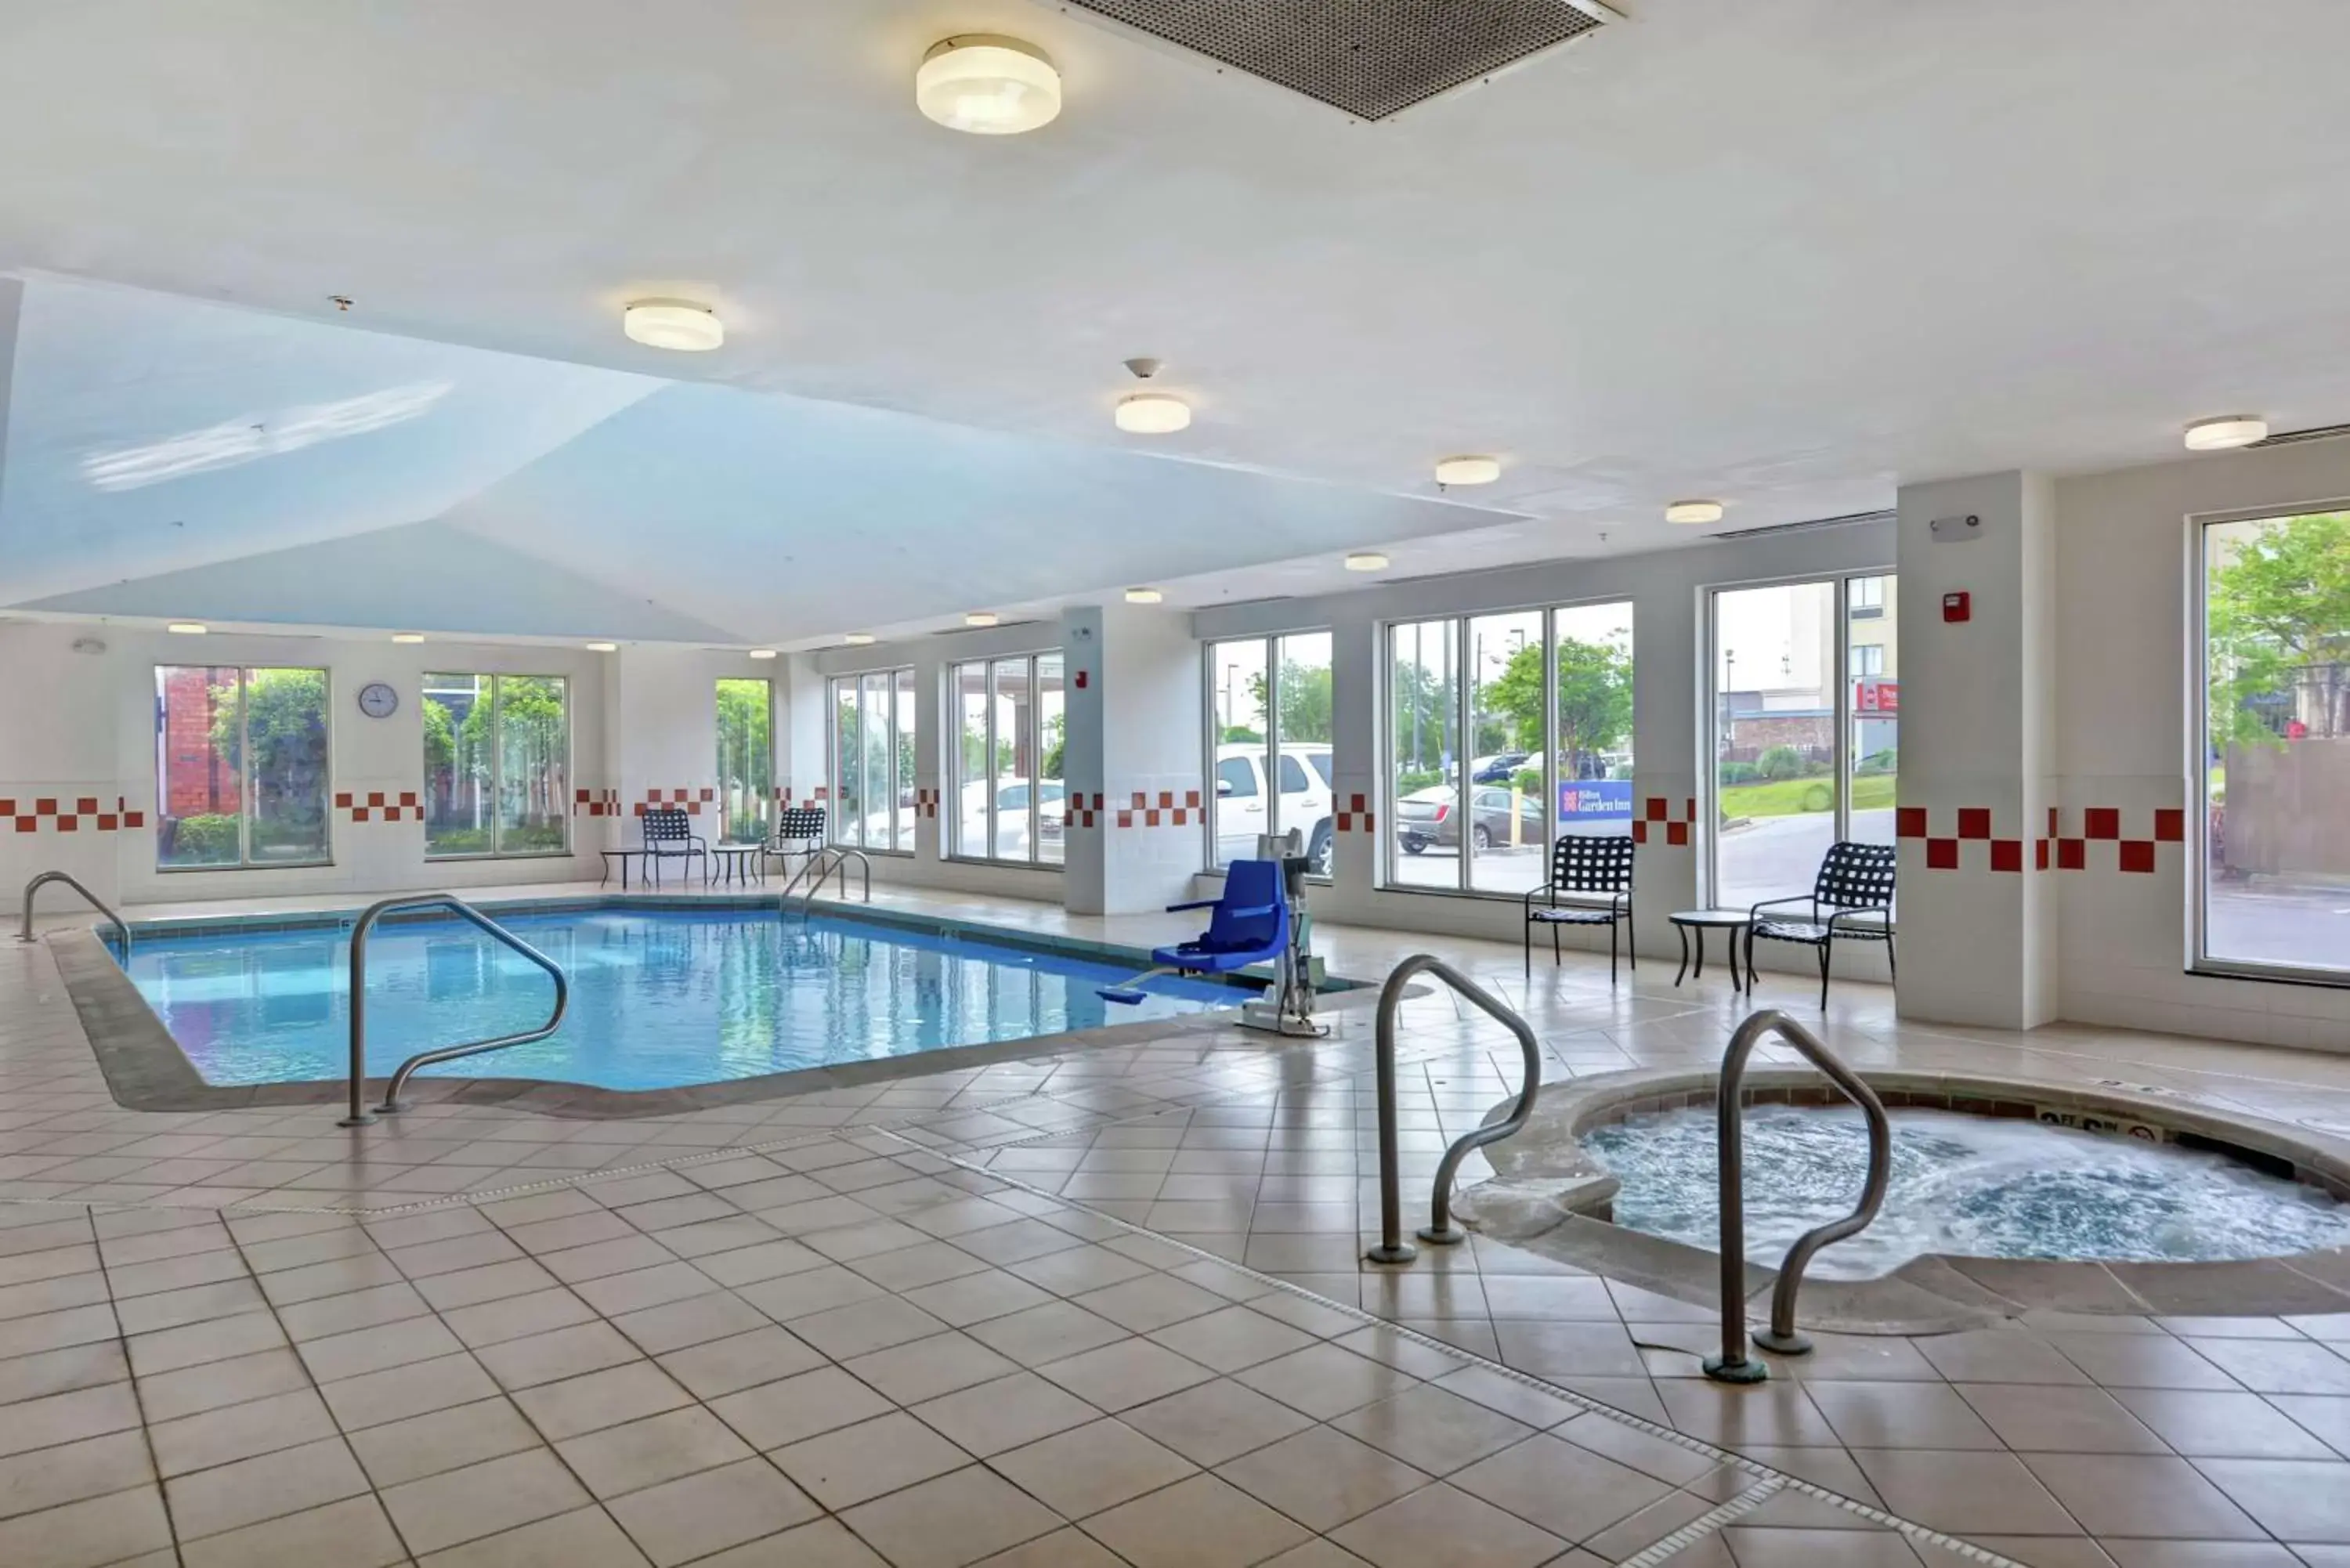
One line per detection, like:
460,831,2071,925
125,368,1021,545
1630,797,1697,847
572,787,621,818
633,786,713,818
1334,793,1375,834
334,790,419,824
1113,788,1201,829
1895,804,2183,873
2,795,146,833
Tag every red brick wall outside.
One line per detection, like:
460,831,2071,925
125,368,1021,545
1723,714,1833,761
161,667,238,818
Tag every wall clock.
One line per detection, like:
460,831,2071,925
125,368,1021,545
357,681,400,719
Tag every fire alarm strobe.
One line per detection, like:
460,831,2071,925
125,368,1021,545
1943,591,1971,623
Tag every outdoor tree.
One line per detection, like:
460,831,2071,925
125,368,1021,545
715,678,773,843
1246,659,1333,744
2208,510,2350,745
1390,658,1454,773
208,669,329,830
1482,637,1633,777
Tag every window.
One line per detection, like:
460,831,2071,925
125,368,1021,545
948,652,1063,865
156,666,331,869
1708,575,1896,909
2197,508,2349,981
1383,604,1633,895
423,674,569,858
829,667,914,853
1206,632,1333,875
715,678,772,845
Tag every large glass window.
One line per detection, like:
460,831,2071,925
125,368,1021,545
1383,605,1633,895
715,678,772,845
2198,509,2349,981
1708,576,1893,909
424,674,569,858
1206,633,1335,876
949,652,1062,865
829,667,914,853
157,666,331,869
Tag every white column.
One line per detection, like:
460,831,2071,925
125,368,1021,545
1064,603,1202,915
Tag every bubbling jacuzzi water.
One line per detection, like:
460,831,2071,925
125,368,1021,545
1579,1104,2350,1280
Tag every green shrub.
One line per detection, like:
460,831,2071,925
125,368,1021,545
165,814,239,865
1510,768,1543,795
1718,761,1759,786
1802,782,1835,812
1758,745,1806,782
1856,747,1899,777
1396,768,1444,794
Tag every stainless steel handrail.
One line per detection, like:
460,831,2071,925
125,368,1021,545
341,894,568,1128
1365,955,1542,1265
1703,1008,1891,1384
19,871,130,955
779,846,871,918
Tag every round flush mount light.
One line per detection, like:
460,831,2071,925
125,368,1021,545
747,649,778,659
586,641,619,652
1115,392,1191,435
1665,499,1725,525
1124,587,1164,605
167,622,208,635
844,633,877,646
2184,415,2267,451
916,36,1062,135
1344,552,1390,573
965,612,1000,627
1434,455,1501,487
392,633,425,645
623,300,724,352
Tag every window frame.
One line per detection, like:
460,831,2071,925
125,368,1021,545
2190,500,2350,988
1199,630,1335,879
943,650,1064,869
1376,598,1635,900
154,664,334,872
827,665,916,858
1702,571,1895,911
421,672,572,862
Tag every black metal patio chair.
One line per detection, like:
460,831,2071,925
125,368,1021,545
1523,834,1636,982
642,807,708,887
1746,840,1896,1008
768,805,826,877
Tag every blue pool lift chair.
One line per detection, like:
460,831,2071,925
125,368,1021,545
1100,858,1291,1004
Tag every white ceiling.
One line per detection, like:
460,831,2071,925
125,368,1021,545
4,0,2348,641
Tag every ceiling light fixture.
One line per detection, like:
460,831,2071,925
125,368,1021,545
586,641,619,652
844,633,877,646
965,612,1000,627
1665,500,1725,525
1344,552,1389,573
622,300,724,352
1115,392,1191,435
1124,587,1164,605
916,36,1061,135
1434,455,1501,487
167,623,208,634
748,649,778,659
2184,415,2267,451
391,633,425,644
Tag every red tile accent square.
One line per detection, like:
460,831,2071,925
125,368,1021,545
700,787,714,801
34,799,56,815
352,808,371,822
1685,798,1698,822
1665,821,1689,847
686,801,702,815
75,797,98,815
335,793,355,808
1130,792,1146,809
576,789,591,803
1925,837,1959,870
2154,807,2185,843
400,791,418,807
1896,806,1928,839
1185,790,1201,809
1631,820,1648,844
1144,809,1160,826
2035,839,2051,871
0,800,12,815
1350,793,1367,813
1957,807,1992,840
367,791,387,807
2084,807,2120,840
633,802,647,816
2048,806,2060,836
13,818,34,833
1645,797,1668,822
56,816,78,832
97,815,118,831
2058,838,2086,870
1990,839,2023,873
2118,840,2157,873
1362,813,1374,832
125,811,145,828
1115,811,1133,828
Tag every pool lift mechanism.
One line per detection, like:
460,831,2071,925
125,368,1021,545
1098,829,1326,1038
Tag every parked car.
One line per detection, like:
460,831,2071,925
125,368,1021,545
1396,784,1545,854
1213,742,1335,874
954,778,1063,857
1469,752,1532,785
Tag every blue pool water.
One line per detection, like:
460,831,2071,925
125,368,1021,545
119,907,1242,1091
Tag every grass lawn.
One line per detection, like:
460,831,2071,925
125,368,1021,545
1719,771,1896,818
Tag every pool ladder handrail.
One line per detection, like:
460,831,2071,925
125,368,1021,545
341,894,568,1128
1365,954,1542,1264
778,846,871,918
1704,1007,1893,1384
19,871,130,956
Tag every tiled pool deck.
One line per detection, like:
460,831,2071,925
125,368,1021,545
5,881,2350,1566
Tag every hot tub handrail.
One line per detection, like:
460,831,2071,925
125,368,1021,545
19,871,129,956
1704,1007,1892,1385
1365,954,1542,1265
341,894,568,1128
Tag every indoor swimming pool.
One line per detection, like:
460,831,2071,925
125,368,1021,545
116,905,1246,1091
1582,1102,2350,1278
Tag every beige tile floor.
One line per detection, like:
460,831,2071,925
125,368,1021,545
3,880,2349,1566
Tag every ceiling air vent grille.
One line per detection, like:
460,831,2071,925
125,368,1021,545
1067,0,1607,122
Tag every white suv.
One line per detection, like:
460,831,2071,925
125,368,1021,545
1213,742,1335,875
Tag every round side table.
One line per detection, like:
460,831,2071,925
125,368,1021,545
1669,909,1754,992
